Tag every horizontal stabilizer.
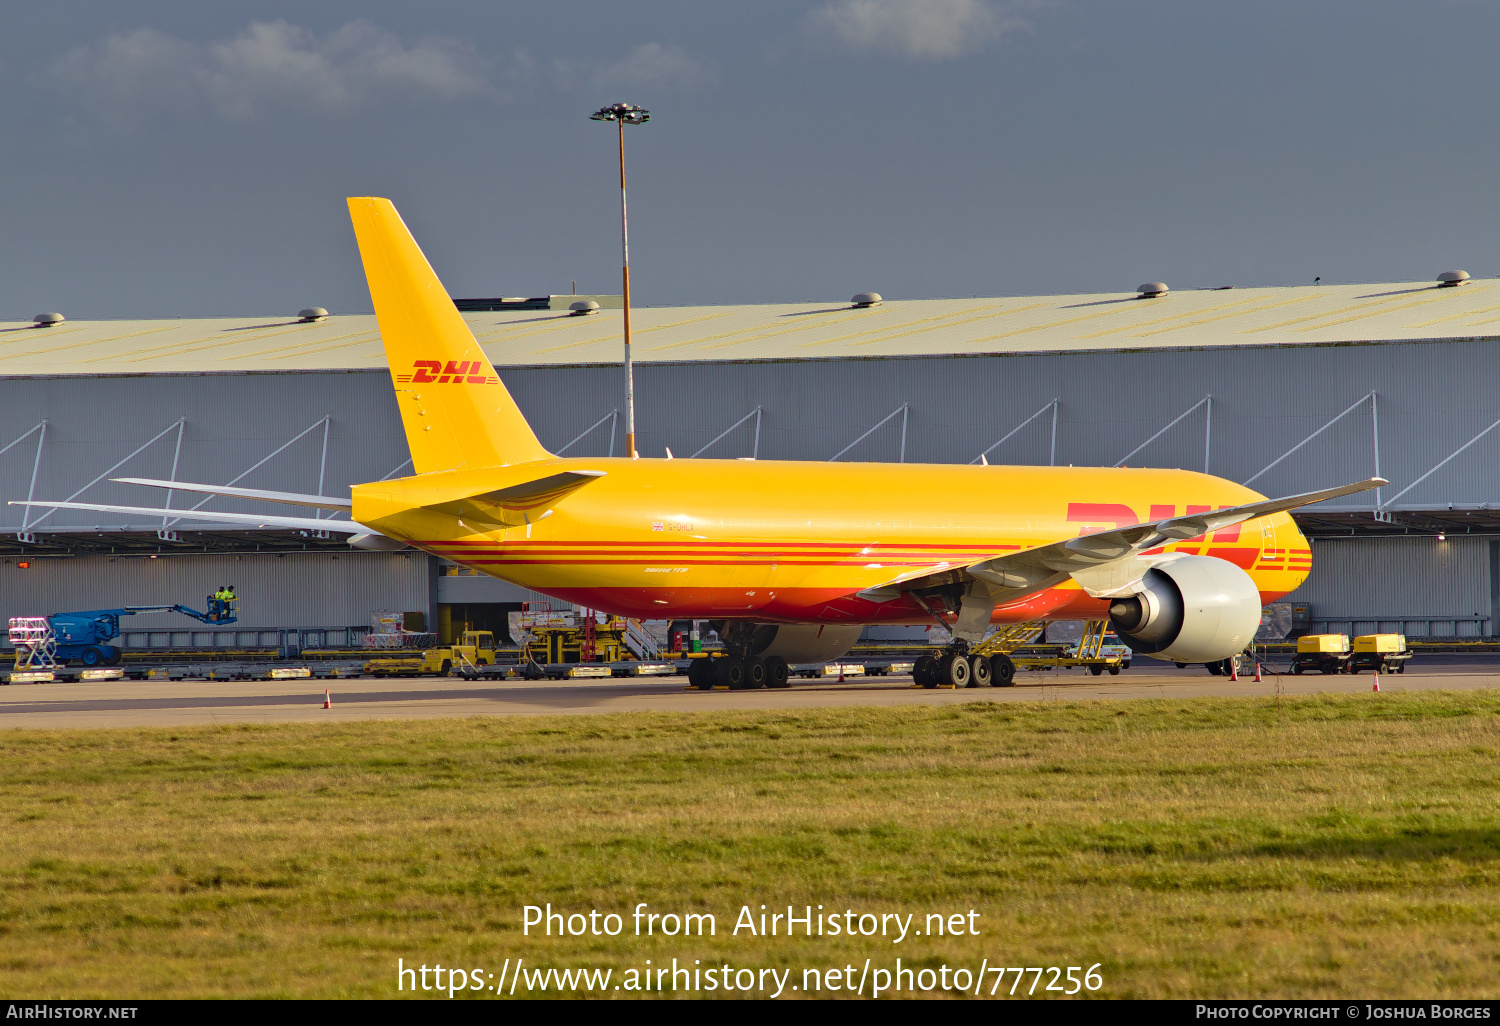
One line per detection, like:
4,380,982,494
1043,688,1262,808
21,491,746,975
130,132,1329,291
422,469,605,527
112,477,351,510
9,500,372,535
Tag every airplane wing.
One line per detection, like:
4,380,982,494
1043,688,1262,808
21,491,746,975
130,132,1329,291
419,469,606,527
112,477,351,510
8,500,373,534
857,477,1386,605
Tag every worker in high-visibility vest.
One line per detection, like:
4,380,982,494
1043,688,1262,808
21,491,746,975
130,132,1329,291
224,586,237,613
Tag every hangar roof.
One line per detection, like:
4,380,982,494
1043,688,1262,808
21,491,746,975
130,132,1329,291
4,278,1499,376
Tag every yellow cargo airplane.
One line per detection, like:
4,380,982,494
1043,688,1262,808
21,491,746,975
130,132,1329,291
18,198,1383,689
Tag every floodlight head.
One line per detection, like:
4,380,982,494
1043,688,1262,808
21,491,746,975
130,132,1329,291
590,102,651,125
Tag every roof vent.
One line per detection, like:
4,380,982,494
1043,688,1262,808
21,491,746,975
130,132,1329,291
569,300,601,316
298,307,329,322
851,292,882,308
1136,283,1169,299
32,313,64,327
1436,270,1470,287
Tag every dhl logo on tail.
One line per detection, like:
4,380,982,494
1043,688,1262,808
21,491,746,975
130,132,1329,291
395,360,500,385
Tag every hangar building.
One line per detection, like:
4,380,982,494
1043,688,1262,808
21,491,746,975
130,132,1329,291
3,275,1499,645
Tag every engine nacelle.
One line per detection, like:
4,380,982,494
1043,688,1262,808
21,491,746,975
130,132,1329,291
1107,555,1261,663
746,624,864,664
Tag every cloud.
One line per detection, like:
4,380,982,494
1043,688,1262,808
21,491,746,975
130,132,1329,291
52,20,488,119
539,42,711,95
596,43,710,89
806,0,1028,60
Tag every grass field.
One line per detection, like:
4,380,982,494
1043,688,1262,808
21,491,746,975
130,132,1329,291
1,691,1498,998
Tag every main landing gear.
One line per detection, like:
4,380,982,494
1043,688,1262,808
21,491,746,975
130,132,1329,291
912,647,1015,688
687,653,792,691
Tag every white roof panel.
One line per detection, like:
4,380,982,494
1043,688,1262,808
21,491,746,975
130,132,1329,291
3,279,1497,376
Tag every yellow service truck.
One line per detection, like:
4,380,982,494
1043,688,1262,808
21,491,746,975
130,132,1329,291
365,630,497,677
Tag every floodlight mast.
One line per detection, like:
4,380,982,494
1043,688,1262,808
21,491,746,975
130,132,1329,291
590,102,650,459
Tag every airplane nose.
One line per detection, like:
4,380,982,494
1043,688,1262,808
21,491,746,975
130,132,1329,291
1281,512,1312,585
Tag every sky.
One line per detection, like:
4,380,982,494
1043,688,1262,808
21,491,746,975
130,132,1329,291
2,0,1498,319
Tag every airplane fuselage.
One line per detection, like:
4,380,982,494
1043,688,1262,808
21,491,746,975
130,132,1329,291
354,457,1310,625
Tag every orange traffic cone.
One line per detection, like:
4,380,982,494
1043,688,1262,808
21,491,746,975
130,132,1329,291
323,688,331,709
1254,662,1263,683
1229,659,1238,681
1372,671,1380,693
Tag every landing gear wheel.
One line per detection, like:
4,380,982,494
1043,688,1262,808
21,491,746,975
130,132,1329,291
990,654,1016,687
940,653,970,688
744,657,766,690
1206,661,1222,676
913,655,939,688
967,654,991,687
764,655,790,688
688,659,715,690
1174,661,1188,669
1089,664,1104,676
716,657,747,690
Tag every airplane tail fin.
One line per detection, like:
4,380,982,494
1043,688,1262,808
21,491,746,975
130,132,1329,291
347,197,551,474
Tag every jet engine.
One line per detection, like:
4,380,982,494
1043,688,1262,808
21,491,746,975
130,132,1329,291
731,623,865,664
1106,555,1261,663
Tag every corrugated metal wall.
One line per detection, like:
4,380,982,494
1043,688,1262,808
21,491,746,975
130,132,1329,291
0,371,407,532
4,335,1500,629
502,338,1500,513
1285,536,1492,635
0,551,430,631
6,338,1500,528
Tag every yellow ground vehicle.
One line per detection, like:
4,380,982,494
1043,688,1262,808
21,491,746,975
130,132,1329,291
1349,634,1410,673
1291,634,1352,675
365,630,496,677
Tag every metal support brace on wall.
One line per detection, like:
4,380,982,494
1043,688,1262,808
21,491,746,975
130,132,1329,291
379,457,414,482
25,418,186,531
164,415,335,528
0,421,49,535
972,398,1059,466
1381,412,1500,511
1244,390,1378,496
556,409,619,457
690,405,763,459
830,403,909,463
314,416,332,519
18,413,341,533
1114,395,1212,471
